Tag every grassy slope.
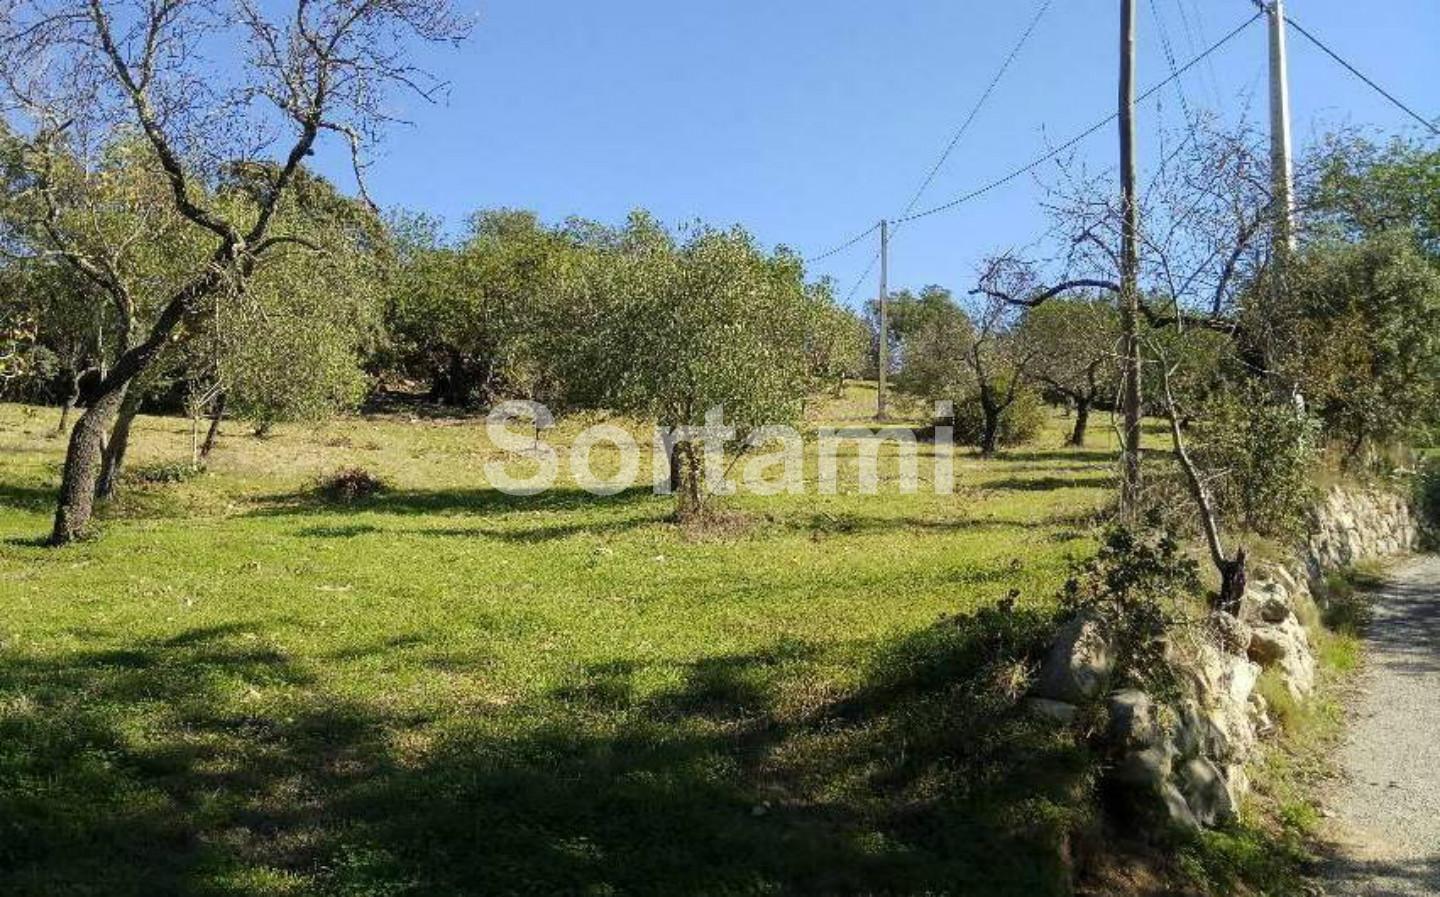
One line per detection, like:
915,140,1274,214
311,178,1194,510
1,389,1123,896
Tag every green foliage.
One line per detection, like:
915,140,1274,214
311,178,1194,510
123,461,204,486
948,385,1047,448
1019,297,1120,405
801,280,869,394
1310,135,1440,259
866,284,959,375
1282,232,1440,455
1415,456,1440,535
1060,519,1201,694
1189,382,1321,539
385,209,576,407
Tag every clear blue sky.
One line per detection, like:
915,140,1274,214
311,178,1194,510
316,0,1440,307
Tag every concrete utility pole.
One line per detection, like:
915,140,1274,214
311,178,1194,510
1267,0,1297,253
1118,0,1143,514
877,219,890,421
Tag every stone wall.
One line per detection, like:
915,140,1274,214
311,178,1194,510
1029,485,1421,831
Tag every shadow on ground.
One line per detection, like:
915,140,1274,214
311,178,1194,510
0,607,1093,896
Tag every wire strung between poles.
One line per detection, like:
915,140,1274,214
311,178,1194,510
894,10,1263,225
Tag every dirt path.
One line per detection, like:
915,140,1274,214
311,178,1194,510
1323,554,1440,896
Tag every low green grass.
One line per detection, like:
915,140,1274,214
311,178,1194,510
0,391,1130,896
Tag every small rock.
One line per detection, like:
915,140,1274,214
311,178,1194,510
1112,744,1174,788
1107,690,1162,748
1160,782,1201,831
1258,594,1291,624
1025,698,1080,726
1032,613,1115,704
1178,756,1238,827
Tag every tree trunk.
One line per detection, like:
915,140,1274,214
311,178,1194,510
979,408,1001,458
54,369,84,435
673,442,704,521
50,388,126,544
1069,398,1091,447
95,389,140,500
200,392,226,460
665,432,684,494
1218,548,1248,616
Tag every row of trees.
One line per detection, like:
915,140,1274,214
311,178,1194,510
872,123,1440,607
0,0,1433,550
867,127,1440,467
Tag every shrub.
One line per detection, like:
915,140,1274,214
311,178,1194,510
1415,456,1440,534
316,467,387,503
123,461,203,485
947,386,1047,449
1190,383,1321,539
1059,516,1202,694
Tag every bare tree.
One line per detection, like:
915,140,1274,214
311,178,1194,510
972,119,1282,480
0,0,467,543
1152,337,1246,613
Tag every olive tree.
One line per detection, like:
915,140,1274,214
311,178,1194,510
901,290,1038,457
595,216,814,519
200,170,389,440
802,279,868,397
1018,296,1120,446
1280,232,1440,459
0,0,466,544
387,210,572,407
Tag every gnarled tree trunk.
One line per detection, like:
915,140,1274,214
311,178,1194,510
979,406,1002,458
200,391,226,460
50,387,126,544
96,389,141,500
1069,398,1091,447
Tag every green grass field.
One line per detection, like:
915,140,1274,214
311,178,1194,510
0,390,1125,896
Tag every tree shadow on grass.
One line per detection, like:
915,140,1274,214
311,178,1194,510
0,608,1093,897
979,475,1116,493
0,483,55,514
0,624,374,896
996,449,1118,465
252,484,661,519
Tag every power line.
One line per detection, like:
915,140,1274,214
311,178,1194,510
1281,13,1440,138
1148,0,1194,124
843,251,880,305
804,222,879,264
895,10,1263,225
805,0,1052,267
897,0,1054,219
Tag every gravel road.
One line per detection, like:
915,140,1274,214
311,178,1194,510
1324,554,1440,896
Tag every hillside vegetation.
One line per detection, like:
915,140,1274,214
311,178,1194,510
1,390,1132,896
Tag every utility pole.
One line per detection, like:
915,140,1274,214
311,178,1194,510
1267,0,1297,254
1118,0,1142,514
877,219,890,421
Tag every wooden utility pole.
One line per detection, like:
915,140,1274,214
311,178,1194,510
877,219,890,421
1267,0,1297,254
1118,0,1143,514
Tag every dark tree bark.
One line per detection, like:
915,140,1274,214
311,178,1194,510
672,441,704,521
95,388,140,500
979,401,1002,458
1218,548,1248,616
50,387,125,544
1069,398,1091,447
54,370,81,435
664,431,683,494
200,391,226,460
